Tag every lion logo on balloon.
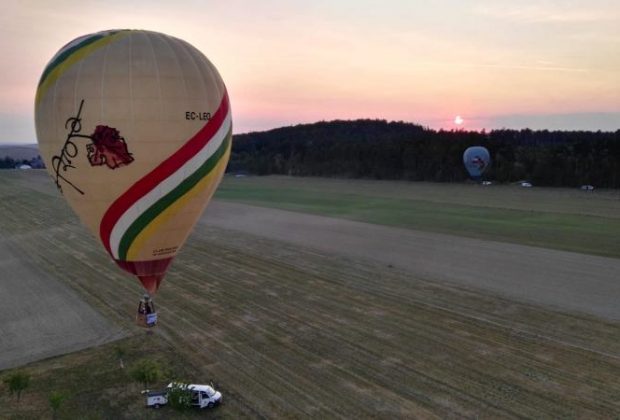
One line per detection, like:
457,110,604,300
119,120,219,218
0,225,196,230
86,125,134,169
51,99,135,195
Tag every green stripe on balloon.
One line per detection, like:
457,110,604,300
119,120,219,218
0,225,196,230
38,32,116,87
117,129,231,260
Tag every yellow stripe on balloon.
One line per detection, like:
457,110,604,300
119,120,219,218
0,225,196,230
126,142,231,260
35,32,129,105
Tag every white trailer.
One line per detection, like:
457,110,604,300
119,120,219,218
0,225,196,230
145,391,167,408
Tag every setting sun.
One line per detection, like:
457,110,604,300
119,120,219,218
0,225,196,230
454,115,464,126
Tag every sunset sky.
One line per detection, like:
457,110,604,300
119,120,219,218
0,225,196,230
1,0,619,143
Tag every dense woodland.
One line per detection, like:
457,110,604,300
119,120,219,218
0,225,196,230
3,120,619,187
0,156,44,169
229,119,620,188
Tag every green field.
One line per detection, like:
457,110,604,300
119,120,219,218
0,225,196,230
1,171,619,419
217,176,620,258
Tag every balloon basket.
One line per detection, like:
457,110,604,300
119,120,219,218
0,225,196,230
137,312,158,328
136,295,157,328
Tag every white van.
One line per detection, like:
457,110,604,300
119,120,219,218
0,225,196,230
167,383,223,408
146,383,223,409
187,383,222,408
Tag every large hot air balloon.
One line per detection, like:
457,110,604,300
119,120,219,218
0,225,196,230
463,146,490,181
35,30,232,325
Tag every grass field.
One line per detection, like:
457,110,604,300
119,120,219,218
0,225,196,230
216,176,620,258
1,171,619,418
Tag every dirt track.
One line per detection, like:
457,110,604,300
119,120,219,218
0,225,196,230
204,201,620,321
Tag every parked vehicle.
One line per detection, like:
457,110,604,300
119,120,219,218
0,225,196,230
180,383,223,408
146,391,167,408
145,383,223,409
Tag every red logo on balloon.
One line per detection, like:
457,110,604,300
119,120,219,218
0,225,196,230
52,100,134,195
87,125,134,169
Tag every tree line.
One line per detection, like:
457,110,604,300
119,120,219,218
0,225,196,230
0,155,45,169
229,119,620,188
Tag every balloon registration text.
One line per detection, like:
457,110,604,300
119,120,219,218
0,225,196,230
185,111,212,121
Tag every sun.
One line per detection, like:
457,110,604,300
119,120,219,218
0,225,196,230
454,115,464,126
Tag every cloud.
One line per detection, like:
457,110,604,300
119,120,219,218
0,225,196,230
475,3,620,23
486,112,620,131
420,60,591,73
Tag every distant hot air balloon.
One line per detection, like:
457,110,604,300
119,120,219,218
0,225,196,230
35,30,232,326
463,146,490,181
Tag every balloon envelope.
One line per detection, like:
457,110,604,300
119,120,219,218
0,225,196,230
35,30,232,294
463,146,490,180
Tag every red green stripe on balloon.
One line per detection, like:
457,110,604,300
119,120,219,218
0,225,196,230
100,92,230,258
117,129,231,260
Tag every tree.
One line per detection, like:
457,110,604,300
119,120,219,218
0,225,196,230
3,371,30,403
166,382,193,412
0,156,16,169
129,359,162,391
49,391,67,420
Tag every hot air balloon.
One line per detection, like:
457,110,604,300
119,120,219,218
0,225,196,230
35,30,232,326
463,146,490,181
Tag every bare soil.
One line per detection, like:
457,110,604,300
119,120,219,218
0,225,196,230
0,240,125,370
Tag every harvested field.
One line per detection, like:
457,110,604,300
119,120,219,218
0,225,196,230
1,171,619,419
0,240,125,370
0,172,125,371
204,201,620,320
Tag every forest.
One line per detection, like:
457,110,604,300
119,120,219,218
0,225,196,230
229,119,620,188
0,156,44,169
3,120,619,188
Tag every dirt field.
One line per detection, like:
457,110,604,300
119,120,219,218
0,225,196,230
204,201,620,321
0,172,125,370
0,241,125,370
1,171,619,418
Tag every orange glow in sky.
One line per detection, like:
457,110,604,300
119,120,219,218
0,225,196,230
0,0,619,142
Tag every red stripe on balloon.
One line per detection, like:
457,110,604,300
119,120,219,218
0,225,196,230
100,92,229,256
